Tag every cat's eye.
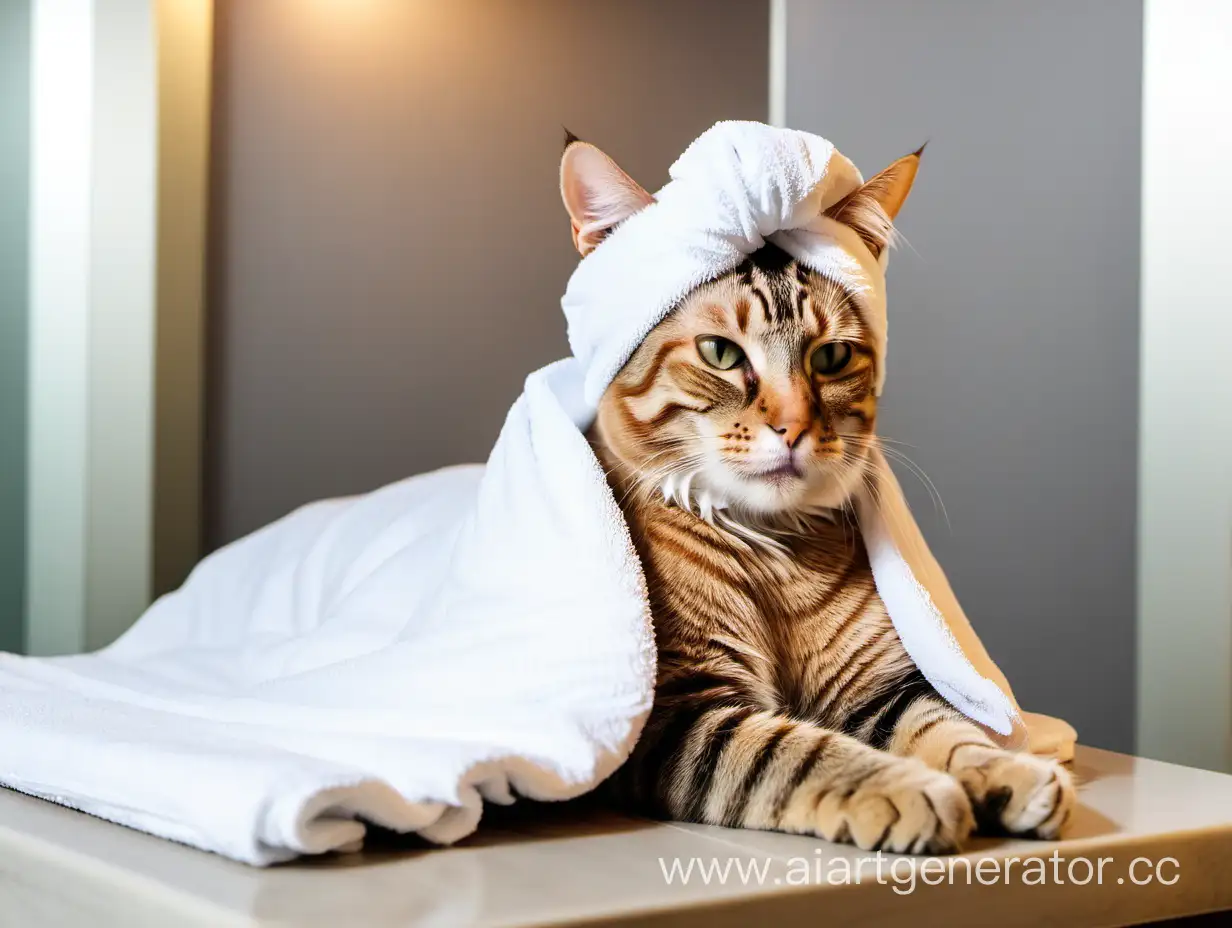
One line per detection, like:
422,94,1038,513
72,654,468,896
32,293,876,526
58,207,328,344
696,336,746,371
810,341,853,377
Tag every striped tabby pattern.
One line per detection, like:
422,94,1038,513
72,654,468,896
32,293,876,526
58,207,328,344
589,246,1074,853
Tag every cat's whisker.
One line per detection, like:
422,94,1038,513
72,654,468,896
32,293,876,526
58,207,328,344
867,434,917,450
843,435,950,529
877,447,950,530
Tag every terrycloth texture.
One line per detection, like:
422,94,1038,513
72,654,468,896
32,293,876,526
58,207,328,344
0,120,1069,864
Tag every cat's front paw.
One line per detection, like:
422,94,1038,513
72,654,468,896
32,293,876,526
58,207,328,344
815,758,974,854
950,745,1075,839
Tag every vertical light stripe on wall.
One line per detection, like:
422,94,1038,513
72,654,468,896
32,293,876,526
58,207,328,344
26,0,95,654
26,0,159,654
1137,0,1232,772
768,0,786,127
0,1,31,653
85,0,157,650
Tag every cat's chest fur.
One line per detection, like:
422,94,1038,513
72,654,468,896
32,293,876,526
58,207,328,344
624,496,916,726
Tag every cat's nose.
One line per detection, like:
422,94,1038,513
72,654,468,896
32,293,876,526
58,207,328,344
771,420,810,449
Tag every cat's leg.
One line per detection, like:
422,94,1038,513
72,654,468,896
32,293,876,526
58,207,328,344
623,700,975,853
877,691,1075,839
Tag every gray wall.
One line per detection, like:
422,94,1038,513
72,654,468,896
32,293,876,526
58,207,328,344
785,0,1142,752
208,0,769,547
0,0,30,653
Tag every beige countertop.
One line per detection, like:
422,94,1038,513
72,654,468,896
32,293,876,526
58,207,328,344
2,746,1231,927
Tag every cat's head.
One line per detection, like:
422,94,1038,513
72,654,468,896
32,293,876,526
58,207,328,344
561,134,921,522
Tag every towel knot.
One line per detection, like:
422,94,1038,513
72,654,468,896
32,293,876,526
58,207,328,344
667,121,845,247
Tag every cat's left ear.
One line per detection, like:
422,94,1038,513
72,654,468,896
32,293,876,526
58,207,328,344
825,145,924,259
560,133,655,257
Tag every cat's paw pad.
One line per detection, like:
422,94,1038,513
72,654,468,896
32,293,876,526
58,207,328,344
952,746,1075,839
823,759,973,854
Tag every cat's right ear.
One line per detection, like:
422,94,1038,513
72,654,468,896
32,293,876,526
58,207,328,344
560,132,654,257
824,146,924,260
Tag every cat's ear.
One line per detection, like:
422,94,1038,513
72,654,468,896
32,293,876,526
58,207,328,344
560,132,655,257
825,145,924,259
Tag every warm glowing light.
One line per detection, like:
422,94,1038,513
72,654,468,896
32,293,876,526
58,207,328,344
285,0,435,58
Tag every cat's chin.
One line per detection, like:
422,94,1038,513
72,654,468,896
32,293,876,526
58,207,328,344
685,461,862,524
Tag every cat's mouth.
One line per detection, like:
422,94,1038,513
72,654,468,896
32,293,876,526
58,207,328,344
747,458,804,482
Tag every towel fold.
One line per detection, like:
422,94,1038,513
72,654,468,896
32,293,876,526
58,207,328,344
0,121,1069,864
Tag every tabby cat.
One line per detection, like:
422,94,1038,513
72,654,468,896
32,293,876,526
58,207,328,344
560,134,1075,854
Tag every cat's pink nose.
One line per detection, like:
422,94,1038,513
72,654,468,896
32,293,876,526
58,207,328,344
771,420,810,449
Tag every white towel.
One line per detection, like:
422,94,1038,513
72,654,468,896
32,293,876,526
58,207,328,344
0,121,1067,865
0,361,655,864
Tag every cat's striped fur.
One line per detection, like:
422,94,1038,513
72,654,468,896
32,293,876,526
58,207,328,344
564,137,1075,853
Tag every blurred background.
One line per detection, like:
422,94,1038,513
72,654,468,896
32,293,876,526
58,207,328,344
1,1,1228,771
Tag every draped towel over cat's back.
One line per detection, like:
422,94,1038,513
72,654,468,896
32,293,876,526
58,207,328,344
0,121,1073,865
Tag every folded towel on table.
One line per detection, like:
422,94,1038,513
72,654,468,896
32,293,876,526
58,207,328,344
0,121,1073,865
